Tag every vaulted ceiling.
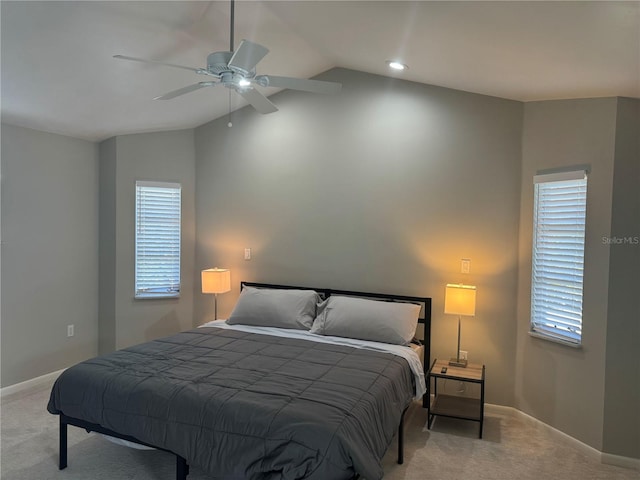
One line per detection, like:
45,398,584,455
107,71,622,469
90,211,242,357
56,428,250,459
2,1,638,141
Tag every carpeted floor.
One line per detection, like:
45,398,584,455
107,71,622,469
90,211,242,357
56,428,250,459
1,379,636,480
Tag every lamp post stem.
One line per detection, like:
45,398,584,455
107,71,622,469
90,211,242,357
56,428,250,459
456,315,461,363
214,293,218,321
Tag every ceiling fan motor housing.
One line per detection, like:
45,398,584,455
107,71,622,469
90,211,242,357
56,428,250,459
207,51,256,79
207,51,232,74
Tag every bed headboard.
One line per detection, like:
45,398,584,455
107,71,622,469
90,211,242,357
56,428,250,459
240,281,432,381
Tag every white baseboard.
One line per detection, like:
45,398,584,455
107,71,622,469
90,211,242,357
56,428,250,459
601,453,640,471
1,369,64,399
485,403,638,470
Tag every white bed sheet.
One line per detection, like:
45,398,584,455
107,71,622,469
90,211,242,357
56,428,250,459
201,319,426,399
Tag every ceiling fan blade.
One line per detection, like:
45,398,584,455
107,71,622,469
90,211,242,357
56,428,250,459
154,82,216,100
114,55,202,73
228,40,269,74
236,88,278,114
255,75,342,94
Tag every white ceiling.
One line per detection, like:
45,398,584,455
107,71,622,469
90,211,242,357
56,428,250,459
2,1,638,142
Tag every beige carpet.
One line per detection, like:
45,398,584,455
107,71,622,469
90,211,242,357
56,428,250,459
1,379,636,480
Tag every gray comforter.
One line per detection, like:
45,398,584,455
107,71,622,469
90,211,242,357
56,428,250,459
48,327,415,480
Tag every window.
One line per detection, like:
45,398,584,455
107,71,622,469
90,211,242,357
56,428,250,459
135,181,181,299
530,170,587,345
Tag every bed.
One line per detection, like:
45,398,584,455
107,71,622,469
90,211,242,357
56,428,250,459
48,282,432,480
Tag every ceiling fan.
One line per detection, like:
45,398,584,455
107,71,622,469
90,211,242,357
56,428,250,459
114,0,341,115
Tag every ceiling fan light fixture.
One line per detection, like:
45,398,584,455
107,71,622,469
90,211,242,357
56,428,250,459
387,60,408,71
238,79,251,87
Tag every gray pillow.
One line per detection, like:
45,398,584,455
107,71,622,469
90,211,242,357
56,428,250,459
227,286,320,330
310,296,420,345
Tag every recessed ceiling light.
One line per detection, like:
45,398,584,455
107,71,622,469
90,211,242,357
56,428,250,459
386,61,408,71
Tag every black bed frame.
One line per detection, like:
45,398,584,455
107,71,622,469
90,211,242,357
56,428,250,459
57,282,432,480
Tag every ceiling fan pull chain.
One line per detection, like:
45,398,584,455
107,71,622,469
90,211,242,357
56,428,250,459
228,90,233,127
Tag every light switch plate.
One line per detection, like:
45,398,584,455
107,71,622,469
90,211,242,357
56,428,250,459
461,259,470,274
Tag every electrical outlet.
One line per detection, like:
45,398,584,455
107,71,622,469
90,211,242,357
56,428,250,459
67,324,74,337
459,350,468,360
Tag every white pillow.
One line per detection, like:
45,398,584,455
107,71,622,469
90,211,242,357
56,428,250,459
310,295,420,345
227,286,320,330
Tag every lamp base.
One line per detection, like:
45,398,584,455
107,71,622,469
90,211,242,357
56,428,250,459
449,358,468,368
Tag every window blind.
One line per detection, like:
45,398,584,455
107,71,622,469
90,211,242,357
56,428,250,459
531,170,587,344
135,181,181,299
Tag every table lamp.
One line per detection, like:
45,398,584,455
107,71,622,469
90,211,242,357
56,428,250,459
201,268,231,320
444,283,476,367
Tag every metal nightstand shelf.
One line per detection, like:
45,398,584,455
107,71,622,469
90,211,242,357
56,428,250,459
426,358,486,438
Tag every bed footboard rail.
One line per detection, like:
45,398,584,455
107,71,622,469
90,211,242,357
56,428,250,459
58,414,190,479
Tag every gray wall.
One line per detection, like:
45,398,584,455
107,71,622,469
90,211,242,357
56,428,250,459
515,98,618,451
98,130,197,351
1,123,99,387
98,137,117,354
602,98,640,459
194,68,524,406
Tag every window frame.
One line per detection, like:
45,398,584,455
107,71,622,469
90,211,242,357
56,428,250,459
530,169,588,347
134,180,182,299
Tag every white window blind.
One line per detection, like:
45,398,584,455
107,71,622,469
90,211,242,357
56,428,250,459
531,170,587,345
135,181,181,299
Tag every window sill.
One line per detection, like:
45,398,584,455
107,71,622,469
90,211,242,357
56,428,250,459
528,331,582,349
135,294,180,300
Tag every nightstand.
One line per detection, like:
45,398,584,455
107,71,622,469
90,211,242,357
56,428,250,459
426,358,485,438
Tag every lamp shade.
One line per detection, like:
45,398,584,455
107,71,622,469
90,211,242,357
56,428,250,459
201,268,231,294
444,284,476,316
